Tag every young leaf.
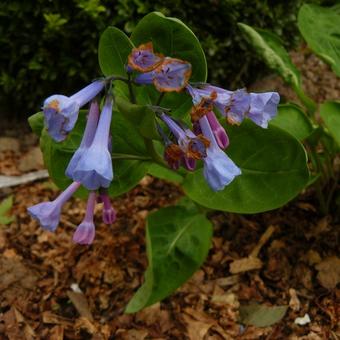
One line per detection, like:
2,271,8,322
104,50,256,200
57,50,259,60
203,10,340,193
183,121,309,213
239,304,288,327
0,196,14,225
125,205,212,313
130,12,207,110
320,101,340,148
28,112,44,137
238,23,301,88
147,163,184,184
115,97,160,140
270,104,314,141
298,4,340,77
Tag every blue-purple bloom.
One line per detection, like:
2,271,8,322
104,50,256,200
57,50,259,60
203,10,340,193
101,193,116,224
187,84,279,128
199,115,241,191
206,111,229,149
128,42,164,72
65,101,99,179
135,58,192,92
73,192,96,245
72,96,114,190
43,80,104,142
27,181,81,232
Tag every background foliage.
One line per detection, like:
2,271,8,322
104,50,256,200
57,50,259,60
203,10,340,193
0,0,334,118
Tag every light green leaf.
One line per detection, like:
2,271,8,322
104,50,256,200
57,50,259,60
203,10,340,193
298,4,340,77
238,23,301,88
28,112,44,137
319,101,340,148
147,163,183,183
183,121,309,213
270,104,314,140
125,205,212,313
239,304,288,327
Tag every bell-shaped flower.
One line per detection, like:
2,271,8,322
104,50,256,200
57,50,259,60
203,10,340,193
27,181,81,232
43,80,104,142
247,92,280,128
206,111,229,149
65,101,99,179
199,115,241,191
128,42,164,72
72,96,114,190
135,58,192,92
73,192,96,245
100,193,116,224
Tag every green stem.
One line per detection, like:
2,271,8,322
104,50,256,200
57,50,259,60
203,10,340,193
293,84,317,117
127,74,136,104
111,153,151,161
156,92,165,106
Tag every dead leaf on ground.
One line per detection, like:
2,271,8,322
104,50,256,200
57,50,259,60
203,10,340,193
315,256,340,289
67,290,93,321
229,257,263,274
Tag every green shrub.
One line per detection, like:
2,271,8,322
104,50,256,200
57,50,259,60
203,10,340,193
0,0,334,118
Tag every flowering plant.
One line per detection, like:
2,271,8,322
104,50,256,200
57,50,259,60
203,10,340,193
27,12,310,312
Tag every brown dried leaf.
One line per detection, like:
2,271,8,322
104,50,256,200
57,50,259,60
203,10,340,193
315,256,340,289
67,290,93,321
182,313,215,340
229,257,262,274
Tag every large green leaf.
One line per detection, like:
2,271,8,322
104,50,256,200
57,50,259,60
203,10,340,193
238,23,301,88
270,104,314,141
126,205,212,313
40,110,150,198
320,101,340,148
298,4,340,77
28,112,44,137
183,121,309,213
130,12,206,109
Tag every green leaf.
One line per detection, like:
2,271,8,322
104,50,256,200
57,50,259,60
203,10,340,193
320,101,340,148
270,104,314,140
98,26,134,97
130,12,206,109
183,121,309,213
298,4,340,77
125,205,212,313
238,23,301,88
239,304,288,327
116,97,160,140
28,112,44,137
148,163,183,183
0,196,14,225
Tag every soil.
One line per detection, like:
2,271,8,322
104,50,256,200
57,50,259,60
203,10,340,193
0,46,339,339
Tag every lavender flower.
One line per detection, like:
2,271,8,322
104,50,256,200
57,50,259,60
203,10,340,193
72,96,114,190
73,192,96,245
43,80,104,142
135,58,192,92
128,42,164,72
101,193,116,224
27,181,81,232
65,101,99,179
199,116,241,191
206,111,229,149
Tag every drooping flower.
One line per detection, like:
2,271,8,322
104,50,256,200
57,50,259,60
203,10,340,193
128,42,164,72
206,111,229,149
65,101,99,179
27,181,81,232
72,96,114,190
187,84,280,128
73,192,96,245
199,115,241,191
135,58,192,92
100,192,116,224
43,80,105,142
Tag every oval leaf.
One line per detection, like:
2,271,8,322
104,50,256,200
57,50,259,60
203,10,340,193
298,4,340,77
183,121,309,213
270,104,314,140
125,205,212,313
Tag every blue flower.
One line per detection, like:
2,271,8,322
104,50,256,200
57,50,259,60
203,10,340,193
135,58,192,92
206,111,229,149
199,115,241,191
27,181,81,231
43,80,104,142
65,101,99,179
73,192,96,245
100,193,116,224
72,96,114,190
128,42,164,72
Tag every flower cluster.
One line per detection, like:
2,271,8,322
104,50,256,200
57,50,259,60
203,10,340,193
28,83,116,245
128,43,280,191
28,41,280,244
